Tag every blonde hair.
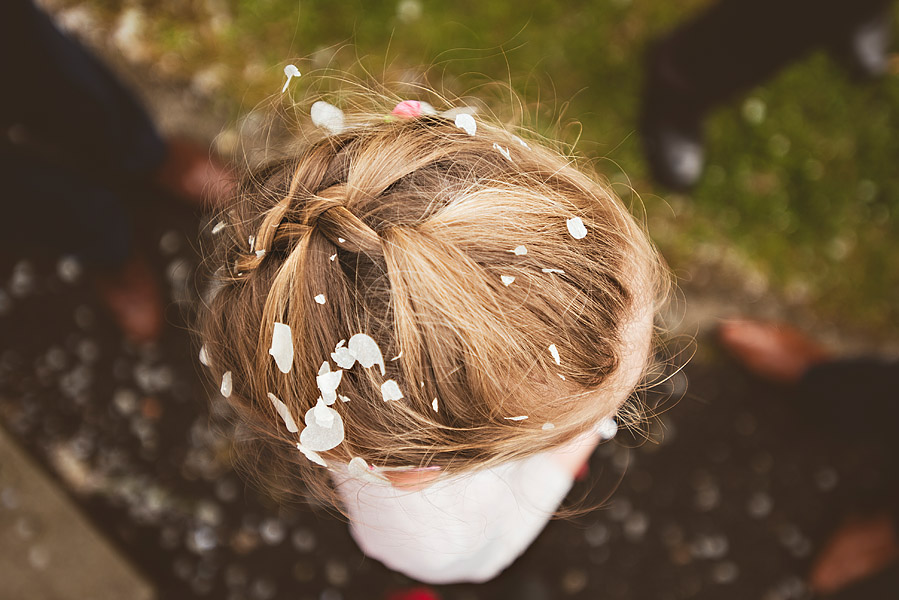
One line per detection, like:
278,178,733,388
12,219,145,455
199,95,669,508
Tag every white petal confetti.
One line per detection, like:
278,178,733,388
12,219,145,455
511,245,527,256
492,142,512,161
199,344,210,366
329,253,337,261
381,379,404,401
339,394,351,403
500,275,516,286
348,456,386,483
596,416,618,440
514,135,530,149
454,113,477,136
542,422,555,430
300,404,344,451
248,235,255,250
338,237,346,243
417,101,438,116
313,399,335,427
432,398,439,412
211,221,226,234
220,371,232,397
548,344,561,365
314,294,326,305
331,342,356,369
316,363,344,405
348,333,386,375
566,216,588,239
391,351,403,361
255,250,266,258
542,268,565,274
504,415,529,421
269,322,294,373
282,64,301,93
267,392,299,432
310,101,345,135
297,443,327,467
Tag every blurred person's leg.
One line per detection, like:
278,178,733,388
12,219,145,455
0,1,232,341
717,320,899,595
641,0,894,190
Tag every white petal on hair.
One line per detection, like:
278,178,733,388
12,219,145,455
348,456,387,483
211,221,226,234
391,351,403,361
267,392,299,432
514,135,530,149
566,216,588,240
339,394,351,403
318,360,331,376
432,398,439,412
255,250,266,258
548,344,561,365
316,367,344,405
300,404,344,451
417,101,438,116
338,237,346,243
296,443,327,467
199,344,210,366
282,64,301,93
220,371,232,397
329,253,337,262
511,245,527,256
542,268,565,274
269,322,294,373
596,416,618,440
492,142,512,161
310,101,345,135
331,345,356,369
312,399,335,427
454,113,477,136
381,379,404,402
500,275,516,286
504,415,528,421
558,373,566,380
348,333,386,375
441,106,477,119
542,422,555,430
314,294,326,305
248,235,255,251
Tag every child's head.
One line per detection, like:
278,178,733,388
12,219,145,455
199,96,669,504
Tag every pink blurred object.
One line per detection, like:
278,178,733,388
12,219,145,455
385,587,441,600
391,100,422,119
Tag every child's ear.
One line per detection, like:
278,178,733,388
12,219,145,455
384,468,442,491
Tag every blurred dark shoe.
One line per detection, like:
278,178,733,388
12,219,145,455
92,253,163,343
832,8,892,79
810,512,899,596
640,49,706,191
153,137,235,209
717,320,831,385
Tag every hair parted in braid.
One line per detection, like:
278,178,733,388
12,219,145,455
199,98,670,510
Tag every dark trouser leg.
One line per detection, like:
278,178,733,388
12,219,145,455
647,0,893,118
2,146,133,270
0,0,166,179
796,357,899,439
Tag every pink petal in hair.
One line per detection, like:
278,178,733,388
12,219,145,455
391,100,422,119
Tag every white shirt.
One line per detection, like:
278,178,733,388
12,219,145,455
332,452,574,584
